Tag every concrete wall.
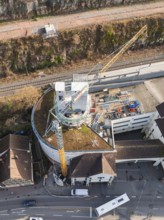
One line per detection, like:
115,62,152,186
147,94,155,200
144,111,164,144
111,112,154,134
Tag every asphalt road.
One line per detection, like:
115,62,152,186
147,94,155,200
0,195,164,220
0,162,164,219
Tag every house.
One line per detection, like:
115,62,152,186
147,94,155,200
144,102,164,143
70,153,117,186
0,134,33,187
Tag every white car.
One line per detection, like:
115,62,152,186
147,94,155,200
29,217,43,220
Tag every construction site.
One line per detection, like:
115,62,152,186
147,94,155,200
31,25,164,186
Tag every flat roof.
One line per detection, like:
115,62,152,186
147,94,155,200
92,81,160,115
71,82,88,91
145,78,164,103
55,82,65,91
128,83,159,113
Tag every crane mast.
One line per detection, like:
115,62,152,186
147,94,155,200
99,25,147,74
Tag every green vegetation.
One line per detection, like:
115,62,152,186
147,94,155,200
0,87,40,137
80,125,89,133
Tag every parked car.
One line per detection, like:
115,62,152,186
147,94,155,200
23,199,36,207
71,189,88,196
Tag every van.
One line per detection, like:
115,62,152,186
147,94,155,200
71,189,88,196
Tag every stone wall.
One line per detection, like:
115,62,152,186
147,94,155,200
0,0,153,21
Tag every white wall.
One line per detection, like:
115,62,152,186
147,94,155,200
112,112,154,134
71,173,114,185
144,112,164,144
39,138,113,164
89,173,113,182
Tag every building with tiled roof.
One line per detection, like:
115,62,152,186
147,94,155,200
70,153,116,186
0,134,33,187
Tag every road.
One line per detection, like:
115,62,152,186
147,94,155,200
0,195,164,220
0,1,164,41
0,162,164,219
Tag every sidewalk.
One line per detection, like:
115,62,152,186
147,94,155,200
0,181,46,200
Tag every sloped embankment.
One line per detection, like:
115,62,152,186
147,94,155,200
0,16,163,77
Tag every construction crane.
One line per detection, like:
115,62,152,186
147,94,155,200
45,119,67,177
59,84,88,115
53,121,67,177
99,25,147,74
45,25,148,178
45,83,88,177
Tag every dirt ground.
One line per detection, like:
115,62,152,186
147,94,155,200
0,1,164,41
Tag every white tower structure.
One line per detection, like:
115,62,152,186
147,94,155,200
54,81,91,127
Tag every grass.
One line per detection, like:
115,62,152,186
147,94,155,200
34,90,112,151
80,124,89,133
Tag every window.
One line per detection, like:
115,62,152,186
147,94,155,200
114,120,130,125
134,116,150,121
118,198,124,203
59,96,63,101
114,124,129,128
132,120,148,125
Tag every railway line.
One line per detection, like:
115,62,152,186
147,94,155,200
0,57,164,96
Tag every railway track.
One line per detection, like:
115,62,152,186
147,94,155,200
0,57,164,96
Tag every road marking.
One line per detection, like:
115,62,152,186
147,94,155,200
35,214,45,216
90,207,92,218
11,208,25,211
114,180,127,182
118,207,126,210
0,213,9,215
53,214,63,216
72,216,90,218
0,210,8,213
18,214,26,216
106,195,111,197
156,196,162,199
131,195,137,198
30,206,45,209
67,210,74,212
